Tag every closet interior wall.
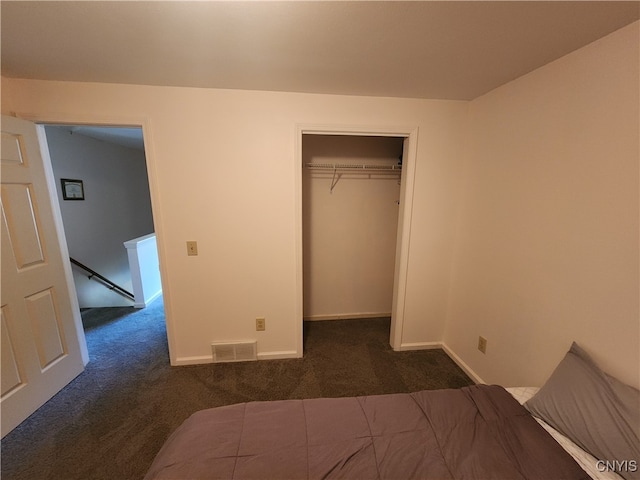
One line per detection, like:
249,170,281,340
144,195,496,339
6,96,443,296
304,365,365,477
302,134,404,321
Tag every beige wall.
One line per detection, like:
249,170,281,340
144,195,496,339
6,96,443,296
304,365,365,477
2,21,636,384
444,21,639,388
1,79,468,363
302,135,403,319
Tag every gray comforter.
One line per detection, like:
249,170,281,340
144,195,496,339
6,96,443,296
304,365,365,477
144,384,590,479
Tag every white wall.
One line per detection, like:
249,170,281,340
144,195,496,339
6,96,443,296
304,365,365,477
5,22,634,381
302,135,403,320
45,126,154,307
444,22,639,388
1,80,468,364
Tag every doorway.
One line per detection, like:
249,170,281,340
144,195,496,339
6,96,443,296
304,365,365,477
302,134,403,327
295,125,419,356
42,124,167,351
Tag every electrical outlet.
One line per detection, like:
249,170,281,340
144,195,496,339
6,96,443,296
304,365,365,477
186,241,198,256
478,336,487,354
256,317,266,331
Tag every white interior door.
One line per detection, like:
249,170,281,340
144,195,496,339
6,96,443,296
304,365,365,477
1,115,87,438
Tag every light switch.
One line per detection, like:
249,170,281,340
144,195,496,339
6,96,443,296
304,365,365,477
478,336,487,354
187,241,198,256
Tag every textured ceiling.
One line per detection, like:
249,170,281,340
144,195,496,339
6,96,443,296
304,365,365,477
2,1,639,100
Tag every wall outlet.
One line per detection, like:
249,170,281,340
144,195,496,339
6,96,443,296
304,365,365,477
478,336,487,354
186,241,198,256
256,317,266,331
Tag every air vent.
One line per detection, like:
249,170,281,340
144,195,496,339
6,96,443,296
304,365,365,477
211,341,257,363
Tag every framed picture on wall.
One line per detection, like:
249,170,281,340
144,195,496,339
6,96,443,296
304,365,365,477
61,178,85,200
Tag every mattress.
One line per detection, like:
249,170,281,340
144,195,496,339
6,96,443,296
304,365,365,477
145,384,591,480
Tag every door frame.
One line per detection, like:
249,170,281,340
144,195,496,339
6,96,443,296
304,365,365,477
15,112,175,363
294,124,419,355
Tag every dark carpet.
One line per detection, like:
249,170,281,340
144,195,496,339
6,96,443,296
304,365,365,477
1,297,473,480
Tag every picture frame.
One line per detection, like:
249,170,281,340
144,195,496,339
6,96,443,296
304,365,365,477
61,178,85,200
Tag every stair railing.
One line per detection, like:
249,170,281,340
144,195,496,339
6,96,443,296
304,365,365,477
69,257,135,301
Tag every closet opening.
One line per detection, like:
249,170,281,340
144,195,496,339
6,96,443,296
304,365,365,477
297,126,417,355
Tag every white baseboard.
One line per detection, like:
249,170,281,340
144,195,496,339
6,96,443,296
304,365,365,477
441,343,486,385
172,342,485,386
174,350,300,365
304,312,392,321
257,350,300,360
172,355,213,366
396,341,442,351
134,289,163,309
395,341,485,385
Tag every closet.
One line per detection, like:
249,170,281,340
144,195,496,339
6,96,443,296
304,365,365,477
302,134,404,323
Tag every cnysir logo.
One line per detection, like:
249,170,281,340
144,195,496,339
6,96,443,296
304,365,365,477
596,460,638,474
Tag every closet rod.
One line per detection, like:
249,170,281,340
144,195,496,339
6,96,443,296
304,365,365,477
306,163,402,171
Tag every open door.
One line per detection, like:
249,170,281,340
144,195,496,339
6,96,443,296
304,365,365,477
1,115,87,437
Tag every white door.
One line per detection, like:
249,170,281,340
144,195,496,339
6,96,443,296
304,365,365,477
1,115,87,437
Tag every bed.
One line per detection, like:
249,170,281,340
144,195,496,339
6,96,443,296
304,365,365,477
144,343,639,480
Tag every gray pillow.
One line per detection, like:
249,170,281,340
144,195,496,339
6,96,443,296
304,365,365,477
525,342,640,480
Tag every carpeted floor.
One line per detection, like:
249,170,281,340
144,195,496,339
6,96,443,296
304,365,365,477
1,297,473,480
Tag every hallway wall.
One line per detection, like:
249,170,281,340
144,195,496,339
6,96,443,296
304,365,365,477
46,126,154,307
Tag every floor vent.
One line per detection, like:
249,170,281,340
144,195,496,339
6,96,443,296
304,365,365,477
211,341,257,363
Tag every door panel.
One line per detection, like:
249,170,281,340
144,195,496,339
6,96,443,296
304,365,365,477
2,183,46,268
25,288,67,369
1,131,25,165
1,306,22,396
1,115,86,438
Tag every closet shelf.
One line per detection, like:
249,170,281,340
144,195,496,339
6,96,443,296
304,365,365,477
306,162,402,194
306,163,402,171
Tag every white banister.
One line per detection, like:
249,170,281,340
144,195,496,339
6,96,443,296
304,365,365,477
123,233,162,308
